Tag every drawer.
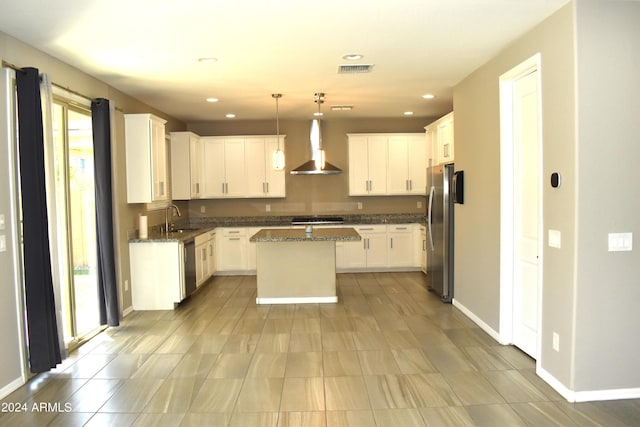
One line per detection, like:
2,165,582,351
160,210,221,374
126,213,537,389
221,228,246,237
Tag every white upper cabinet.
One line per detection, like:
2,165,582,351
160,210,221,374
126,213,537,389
349,133,425,196
387,134,426,195
425,124,437,168
437,112,454,164
348,134,388,196
425,112,454,166
170,131,202,200
125,113,167,203
245,136,286,198
201,137,246,198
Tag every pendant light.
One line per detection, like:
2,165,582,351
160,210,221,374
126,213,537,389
272,93,285,171
313,93,326,170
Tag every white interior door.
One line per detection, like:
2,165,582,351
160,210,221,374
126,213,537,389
512,70,541,358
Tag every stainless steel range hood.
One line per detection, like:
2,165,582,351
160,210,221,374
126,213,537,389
290,119,342,175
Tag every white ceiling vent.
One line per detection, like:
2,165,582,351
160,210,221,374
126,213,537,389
338,64,374,74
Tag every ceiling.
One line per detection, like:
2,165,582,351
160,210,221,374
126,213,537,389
0,0,567,122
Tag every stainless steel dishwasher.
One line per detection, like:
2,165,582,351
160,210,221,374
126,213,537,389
183,239,197,298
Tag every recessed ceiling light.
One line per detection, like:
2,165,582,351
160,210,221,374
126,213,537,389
198,57,218,64
331,105,354,111
313,112,324,117
403,111,414,116
225,113,236,118
206,97,219,103
422,94,436,99
342,53,363,61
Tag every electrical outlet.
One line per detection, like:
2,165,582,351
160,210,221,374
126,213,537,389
417,201,422,209
124,279,129,291
0,235,6,252
0,214,5,230
357,202,363,210
200,205,206,213
266,204,271,212
553,332,560,352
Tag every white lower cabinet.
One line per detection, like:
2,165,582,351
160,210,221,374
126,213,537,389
195,230,216,287
212,224,422,275
195,234,208,286
207,230,216,277
216,228,248,272
388,224,415,268
341,225,388,269
129,241,184,310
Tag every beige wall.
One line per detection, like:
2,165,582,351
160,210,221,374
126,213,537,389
0,30,187,386
187,117,436,218
454,5,577,384
573,0,640,391
454,0,640,397
454,2,577,387
0,66,24,398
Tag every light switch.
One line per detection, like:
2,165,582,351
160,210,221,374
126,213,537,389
548,229,561,248
0,235,6,252
608,232,633,252
0,214,5,230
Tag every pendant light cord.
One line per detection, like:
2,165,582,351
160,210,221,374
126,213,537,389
272,93,282,150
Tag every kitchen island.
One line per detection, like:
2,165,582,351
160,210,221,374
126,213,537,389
250,227,361,304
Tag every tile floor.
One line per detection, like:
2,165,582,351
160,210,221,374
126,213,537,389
2,272,640,426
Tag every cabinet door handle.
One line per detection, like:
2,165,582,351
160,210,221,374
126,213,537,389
396,227,407,230
266,182,269,193
209,244,213,257
390,237,393,249
406,179,409,191
229,237,241,241
228,230,240,234
359,227,374,231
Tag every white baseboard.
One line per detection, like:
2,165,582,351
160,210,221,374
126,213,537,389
452,299,505,344
537,366,640,402
536,366,575,401
0,376,25,401
122,305,134,317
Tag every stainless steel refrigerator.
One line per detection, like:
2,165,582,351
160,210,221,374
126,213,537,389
427,163,454,302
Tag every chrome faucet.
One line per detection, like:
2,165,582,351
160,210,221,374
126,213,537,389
165,204,181,236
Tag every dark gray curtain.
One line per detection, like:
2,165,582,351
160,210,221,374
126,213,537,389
91,98,119,327
16,67,62,373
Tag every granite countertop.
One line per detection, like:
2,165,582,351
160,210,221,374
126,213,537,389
250,227,361,243
189,213,426,228
129,226,215,243
129,213,425,243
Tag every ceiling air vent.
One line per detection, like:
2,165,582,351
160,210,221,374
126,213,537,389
338,64,374,74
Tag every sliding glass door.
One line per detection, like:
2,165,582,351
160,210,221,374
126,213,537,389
51,100,101,347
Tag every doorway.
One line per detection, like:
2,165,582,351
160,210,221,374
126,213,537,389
51,99,101,348
499,54,543,359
